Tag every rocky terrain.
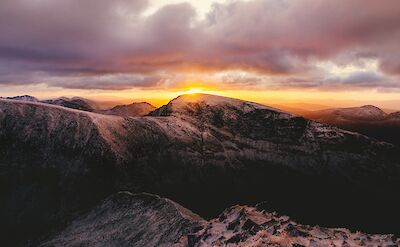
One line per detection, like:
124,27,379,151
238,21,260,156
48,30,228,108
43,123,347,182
303,105,400,145
40,192,399,247
40,192,205,247
1,94,400,246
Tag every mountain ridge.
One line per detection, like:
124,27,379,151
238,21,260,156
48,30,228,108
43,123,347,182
1,94,400,245
2,95,157,117
97,102,156,117
40,192,400,247
303,105,400,145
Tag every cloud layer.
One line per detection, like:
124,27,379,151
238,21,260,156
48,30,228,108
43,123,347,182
1,0,400,90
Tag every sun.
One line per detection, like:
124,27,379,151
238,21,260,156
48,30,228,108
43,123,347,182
184,88,206,94
174,86,222,97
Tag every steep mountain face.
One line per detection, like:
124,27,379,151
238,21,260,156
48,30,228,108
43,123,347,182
40,192,205,247
41,192,399,247
2,95,39,102
303,105,400,145
42,97,98,112
96,102,156,117
1,94,400,245
0,99,125,246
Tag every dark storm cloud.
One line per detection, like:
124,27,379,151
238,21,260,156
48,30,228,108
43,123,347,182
1,0,400,89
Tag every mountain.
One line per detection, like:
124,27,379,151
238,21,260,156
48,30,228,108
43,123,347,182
40,192,205,247
304,105,387,121
1,94,400,245
303,105,400,145
41,97,156,117
388,111,400,119
96,102,156,117
42,97,99,112
41,192,399,247
2,95,39,102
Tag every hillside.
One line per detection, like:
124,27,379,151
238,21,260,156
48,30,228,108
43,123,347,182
1,94,400,245
303,105,400,145
96,102,156,117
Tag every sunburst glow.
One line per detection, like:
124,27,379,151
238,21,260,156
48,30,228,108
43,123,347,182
175,87,223,97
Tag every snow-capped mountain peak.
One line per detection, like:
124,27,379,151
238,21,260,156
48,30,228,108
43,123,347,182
150,93,284,118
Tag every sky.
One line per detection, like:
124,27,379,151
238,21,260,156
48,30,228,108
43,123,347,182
1,0,400,109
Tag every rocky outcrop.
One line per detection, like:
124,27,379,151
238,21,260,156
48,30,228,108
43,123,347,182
41,192,399,247
40,192,205,247
193,203,400,247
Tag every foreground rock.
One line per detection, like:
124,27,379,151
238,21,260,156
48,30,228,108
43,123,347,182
40,192,205,247
196,204,400,247
42,192,399,247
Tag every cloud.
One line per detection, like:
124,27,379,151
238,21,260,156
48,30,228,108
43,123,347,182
1,0,400,90
340,71,383,85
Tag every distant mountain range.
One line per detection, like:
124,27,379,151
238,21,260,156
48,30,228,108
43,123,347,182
2,95,156,117
303,105,400,145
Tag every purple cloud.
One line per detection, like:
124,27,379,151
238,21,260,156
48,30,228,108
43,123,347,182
0,0,400,89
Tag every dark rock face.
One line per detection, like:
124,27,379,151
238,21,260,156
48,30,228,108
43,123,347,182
0,100,121,246
41,192,399,247
40,192,205,247
96,102,156,117
1,94,400,245
303,105,400,145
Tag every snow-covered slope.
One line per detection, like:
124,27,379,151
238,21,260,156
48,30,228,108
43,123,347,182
40,192,205,247
1,95,400,245
97,102,156,117
151,93,282,117
41,192,399,247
